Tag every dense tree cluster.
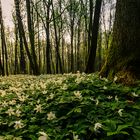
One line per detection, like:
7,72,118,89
0,0,140,84
0,0,115,75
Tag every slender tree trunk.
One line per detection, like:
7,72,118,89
59,0,64,72
85,0,102,73
43,0,52,74
0,53,3,75
74,28,77,72
88,0,93,53
61,38,65,72
14,0,37,75
37,15,41,73
14,22,18,74
0,0,8,76
25,0,40,74
4,40,8,76
80,0,88,68
19,29,26,74
67,45,71,72
51,0,63,74
98,27,102,71
77,0,82,71
69,0,75,72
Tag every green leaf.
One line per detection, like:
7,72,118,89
117,124,132,132
104,120,117,132
132,128,140,138
107,131,118,136
119,131,129,135
74,108,81,113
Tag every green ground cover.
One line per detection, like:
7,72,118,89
0,73,140,140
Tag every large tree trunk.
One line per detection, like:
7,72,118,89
100,0,140,84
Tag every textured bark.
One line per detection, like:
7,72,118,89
51,0,63,74
85,0,102,73
14,0,37,75
26,0,40,74
0,0,8,76
100,0,140,84
14,23,18,74
37,14,41,73
59,0,64,72
88,0,93,53
77,16,81,71
69,0,76,72
0,53,3,75
43,0,52,74
19,28,26,74
97,28,102,71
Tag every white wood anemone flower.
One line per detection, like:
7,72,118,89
118,109,123,117
114,76,118,82
115,95,119,102
47,112,56,120
74,91,82,99
34,104,42,113
14,120,24,129
103,86,108,90
73,133,80,140
38,132,49,140
107,96,113,99
95,99,99,106
94,123,102,132
132,92,138,97
6,107,15,116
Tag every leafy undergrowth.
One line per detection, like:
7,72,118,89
0,73,140,140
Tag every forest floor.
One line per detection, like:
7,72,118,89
0,73,140,140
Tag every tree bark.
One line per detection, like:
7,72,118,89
51,0,63,74
85,0,102,73
14,0,38,75
77,10,81,71
0,0,8,76
43,0,52,74
69,0,76,72
26,0,40,74
88,0,93,53
14,22,18,74
100,0,140,84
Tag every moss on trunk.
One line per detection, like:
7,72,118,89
100,0,140,84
